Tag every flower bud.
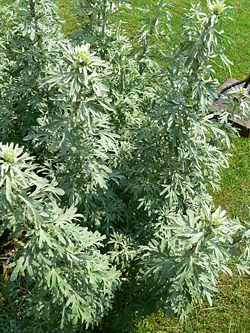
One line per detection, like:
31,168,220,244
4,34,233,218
74,44,92,66
3,149,15,163
211,0,226,15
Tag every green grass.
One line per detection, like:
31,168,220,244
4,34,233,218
213,137,250,221
56,0,80,36
136,271,250,333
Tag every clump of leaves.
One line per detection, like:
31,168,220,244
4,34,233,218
0,142,120,332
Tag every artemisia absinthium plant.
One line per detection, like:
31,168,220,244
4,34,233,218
0,0,249,332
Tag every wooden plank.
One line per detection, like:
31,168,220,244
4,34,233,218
215,78,250,137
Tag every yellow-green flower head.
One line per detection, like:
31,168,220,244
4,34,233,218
0,143,16,164
74,44,93,66
0,142,32,168
210,0,226,15
67,43,107,71
2,148,15,163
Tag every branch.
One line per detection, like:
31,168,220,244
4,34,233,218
30,0,35,17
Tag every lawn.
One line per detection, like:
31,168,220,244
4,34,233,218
55,1,249,331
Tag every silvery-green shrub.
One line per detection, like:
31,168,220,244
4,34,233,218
0,0,249,332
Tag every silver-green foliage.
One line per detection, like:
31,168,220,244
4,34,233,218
0,0,64,144
0,0,249,331
142,207,249,320
0,143,120,332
